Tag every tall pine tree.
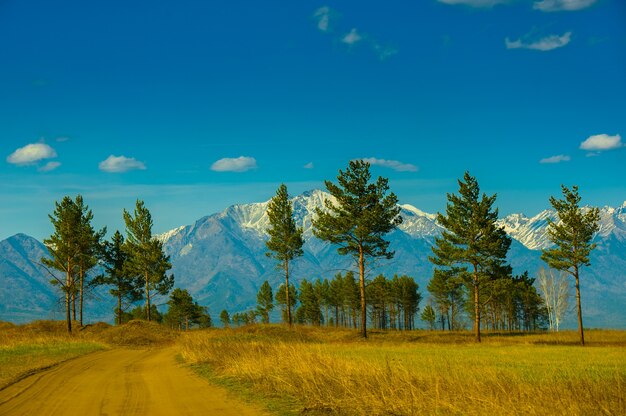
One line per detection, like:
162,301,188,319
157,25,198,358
92,231,143,325
74,195,106,326
123,200,174,322
256,280,274,324
429,172,511,342
312,160,402,338
541,185,599,346
42,196,82,333
265,184,304,327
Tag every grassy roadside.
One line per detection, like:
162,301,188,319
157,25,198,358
0,321,107,389
179,325,626,416
0,319,176,390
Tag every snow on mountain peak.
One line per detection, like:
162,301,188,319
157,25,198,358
156,190,626,251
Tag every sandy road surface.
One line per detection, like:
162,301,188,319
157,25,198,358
0,347,268,416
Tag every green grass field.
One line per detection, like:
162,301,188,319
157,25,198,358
180,326,626,415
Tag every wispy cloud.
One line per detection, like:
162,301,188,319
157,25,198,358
437,0,510,7
313,7,397,60
211,156,257,173
341,28,362,45
359,157,419,172
303,162,314,169
579,134,623,151
99,155,146,173
505,31,572,51
540,154,571,164
533,0,597,12
313,6,335,32
373,42,398,60
6,142,57,165
38,161,61,172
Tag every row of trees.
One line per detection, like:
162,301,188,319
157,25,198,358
222,272,422,329
265,162,599,344
43,198,175,333
43,161,599,345
426,269,546,332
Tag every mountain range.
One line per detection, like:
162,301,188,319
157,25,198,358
1,190,625,328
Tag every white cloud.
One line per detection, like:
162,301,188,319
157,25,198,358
38,161,61,172
211,156,257,172
438,0,510,7
313,6,333,32
7,143,57,165
303,162,314,169
359,157,418,172
342,28,362,45
540,154,571,164
505,32,571,51
579,134,623,151
99,155,146,173
533,0,597,12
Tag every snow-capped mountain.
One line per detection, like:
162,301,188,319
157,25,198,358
1,191,625,327
154,190,626,328
497,203,626,250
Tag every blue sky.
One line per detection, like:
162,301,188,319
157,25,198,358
1,0,625,241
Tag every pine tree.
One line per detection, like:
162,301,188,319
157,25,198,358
164,288,206,330
42,196,82,333
421,304,437,330
429,172,511,342
92,231,143,325
74,195,106,327
312,160,402,338
256,280,274,324
541,185,599,346
220,309,230,328
265,184,304,327
275,283,298,324
123,200,174,322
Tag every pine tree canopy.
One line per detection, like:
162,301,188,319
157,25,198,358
541,185,600,274
265,184,304,262
312,160,402,260
429,172,511,282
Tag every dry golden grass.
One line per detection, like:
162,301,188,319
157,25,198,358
0,319,177,389
0,320,108,388
93,319,176,347
180,326,626,416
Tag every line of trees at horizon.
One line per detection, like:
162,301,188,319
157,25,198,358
39,161,600,345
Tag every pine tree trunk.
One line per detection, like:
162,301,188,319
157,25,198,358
574,266,585,346
285,260,292,327
72,291,76,322
359,245,367,338
474,264,481,343
66,259,72,334
117,290,123,325
145,271,151,322
79,267,84,327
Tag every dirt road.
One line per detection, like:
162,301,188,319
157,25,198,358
0,347,268,416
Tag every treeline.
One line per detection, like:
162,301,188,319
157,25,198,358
426,270,546,331
41,161,599,344
222,273,422,330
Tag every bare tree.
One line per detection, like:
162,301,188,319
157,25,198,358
537,267,570,332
